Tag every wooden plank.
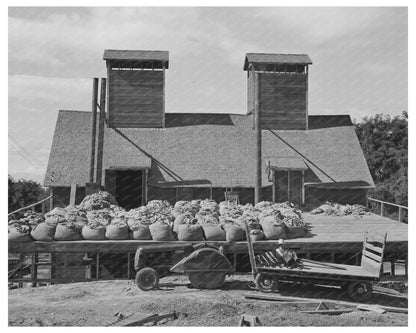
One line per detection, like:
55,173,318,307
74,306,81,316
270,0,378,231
364,243,384,254
357,304,386,314
300,309,354,315
243,293,408,313
362,250,383,263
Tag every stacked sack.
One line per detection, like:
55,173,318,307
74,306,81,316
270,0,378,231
83,207,113,240
196,199,225,241
8,211,38,243
127,206,152,240
30,207,66,241
257,204,286,240
78,191,118,210
129,200,175,241
218,201,245,242
240,204,264,241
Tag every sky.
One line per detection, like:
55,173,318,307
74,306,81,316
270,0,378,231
8,7,408,184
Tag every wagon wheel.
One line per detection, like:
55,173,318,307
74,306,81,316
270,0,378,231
347,281,373,302
135,267,159,291
255,273,278,293
188,271,226,289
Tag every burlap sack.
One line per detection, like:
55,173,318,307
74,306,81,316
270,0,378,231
45,207,66,218
8,225,32,243
129,225,152,240
260,220,286,240
202,224,226,241
177,224,204,241
54,223,82,241
30,222,56,241
285,225,306,239
223,224,246,242
105,223,129,240
82,225,106,240
173,213,195,233
45,215,66,225
149,223,176,241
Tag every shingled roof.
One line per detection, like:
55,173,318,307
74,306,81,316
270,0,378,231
44,111,374,189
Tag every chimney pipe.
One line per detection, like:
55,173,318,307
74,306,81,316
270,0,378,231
89,78,99,183
96,78,106,187
254,71,262,204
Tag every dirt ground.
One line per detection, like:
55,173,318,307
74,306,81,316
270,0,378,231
8,275,408,327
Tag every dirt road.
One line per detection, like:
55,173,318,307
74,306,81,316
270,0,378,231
8,275,407,326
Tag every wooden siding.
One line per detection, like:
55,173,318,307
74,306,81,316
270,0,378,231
247,70,255,115
108,69,164,128
248,72,308,130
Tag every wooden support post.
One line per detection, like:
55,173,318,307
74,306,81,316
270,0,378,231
49,188,54,210
390,259,396,276
301,170,305,206
69,184,77,206
127,253,131,280
96,253,100,279
89,78,99,182
85,253,92,280
254,70,262,204
398,207,403,223
96,78,107,186
380,202,384,217
405,253,408,277
272,172,276,203
31,253,38,287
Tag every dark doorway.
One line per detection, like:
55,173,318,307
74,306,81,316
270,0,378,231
115,170,143,209
275,170,303,206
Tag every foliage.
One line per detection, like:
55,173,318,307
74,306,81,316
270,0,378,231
354,111,408,207
8,175,49,213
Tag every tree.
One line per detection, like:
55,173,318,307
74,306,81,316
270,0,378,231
8,175,48,213
354,111,408,207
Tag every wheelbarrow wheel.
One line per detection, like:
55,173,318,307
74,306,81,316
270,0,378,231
188,271,226,289
135,267,159,291
347,281,373,302
255,273,278,293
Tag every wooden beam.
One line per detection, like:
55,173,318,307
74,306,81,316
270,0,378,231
96,78,107,186
243,293,408,313
254,71,262,204
89,78,99,183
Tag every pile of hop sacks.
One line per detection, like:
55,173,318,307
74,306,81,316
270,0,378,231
311,202,370,216
9,193,308,243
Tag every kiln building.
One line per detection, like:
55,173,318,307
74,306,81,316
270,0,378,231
44,50,374,209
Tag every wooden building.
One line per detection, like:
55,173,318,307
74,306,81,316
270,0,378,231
44,51,375,210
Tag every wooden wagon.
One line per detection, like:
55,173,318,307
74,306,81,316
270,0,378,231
244,222,387,301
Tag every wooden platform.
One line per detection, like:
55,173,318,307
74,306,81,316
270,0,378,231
9,213,408,255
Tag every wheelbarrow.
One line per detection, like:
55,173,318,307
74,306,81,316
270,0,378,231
134,243,233,291
243,222,387,302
